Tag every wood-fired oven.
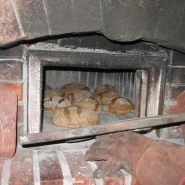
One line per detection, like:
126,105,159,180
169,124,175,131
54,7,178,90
19,39,167,145
1,1,185,184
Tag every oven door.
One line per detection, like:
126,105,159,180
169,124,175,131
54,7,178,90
21,43,167,144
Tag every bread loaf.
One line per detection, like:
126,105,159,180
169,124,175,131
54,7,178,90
96,91,119,104
67,90,92,103
73,97,102,114
103,97,135,115
51,105,100,127
44,86,66,98
51,89,67,98
60,83,90,94
44,85,53,98
94,84,117,95
45,85,52,93
44,96,71,114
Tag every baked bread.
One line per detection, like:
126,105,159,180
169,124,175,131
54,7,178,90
44,88,67,99
96,91,119,104
103,97,135,115
45,85,52,93
60,83,90,94
94,84,117,95
51,88,67,98
44,85,53,98
73,97,102,114
44,96,71,114
51,105,100,127
67,90,92,103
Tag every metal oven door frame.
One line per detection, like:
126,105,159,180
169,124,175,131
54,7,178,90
27,43,167,134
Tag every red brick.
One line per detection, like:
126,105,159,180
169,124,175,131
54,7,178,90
157,103,180,138
171,68,185,85
93,161,125,184
0,60,22,80
15,0,49,39
177,90,185,142
17,104,23,123
38,151,63,185
177,90,185,112
0,149,135,184
166,126,182,139
0,90,17,159
156,123,183,139
168,86,185,101
151,100,181,144
104,171,125,185
0,82,22,100
0,0,22,45
9,150,34,185
131,176,140,185
166,104,178,114
64,151,95,185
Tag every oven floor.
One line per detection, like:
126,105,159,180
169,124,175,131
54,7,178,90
42,111,136,132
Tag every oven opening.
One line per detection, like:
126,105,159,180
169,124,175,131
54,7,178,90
41,66,144,132
24,43,167,145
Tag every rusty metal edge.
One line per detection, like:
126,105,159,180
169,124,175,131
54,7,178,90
20,113,185,145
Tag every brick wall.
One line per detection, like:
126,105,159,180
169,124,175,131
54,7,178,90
1,39,185,184
157,50,185,142
0,45,24,143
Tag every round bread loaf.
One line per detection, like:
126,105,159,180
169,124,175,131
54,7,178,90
51,89,67,98
44,96,71,114
60,83,90,94
44,85,53,98
67,90,92,103
94,84,117,95
96,91,119,104
51,105,100,127
44,88,67,99
45,85,52,93
103,97,135,115
73,97,102,114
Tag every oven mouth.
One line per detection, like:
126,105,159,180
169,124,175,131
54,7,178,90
20,43,167,145
42,66,137,133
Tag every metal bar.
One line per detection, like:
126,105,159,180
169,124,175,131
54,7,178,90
20,113,185,145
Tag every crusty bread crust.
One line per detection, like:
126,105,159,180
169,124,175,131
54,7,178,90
44,85,52,93
67,90,92,103
96,91,119,104
45,88,67,99
60,83,90,94
103,97,135,115
44,96,71,114
73,97,102,114
51,105,100,127
94,84,117,95
44,85,53,98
